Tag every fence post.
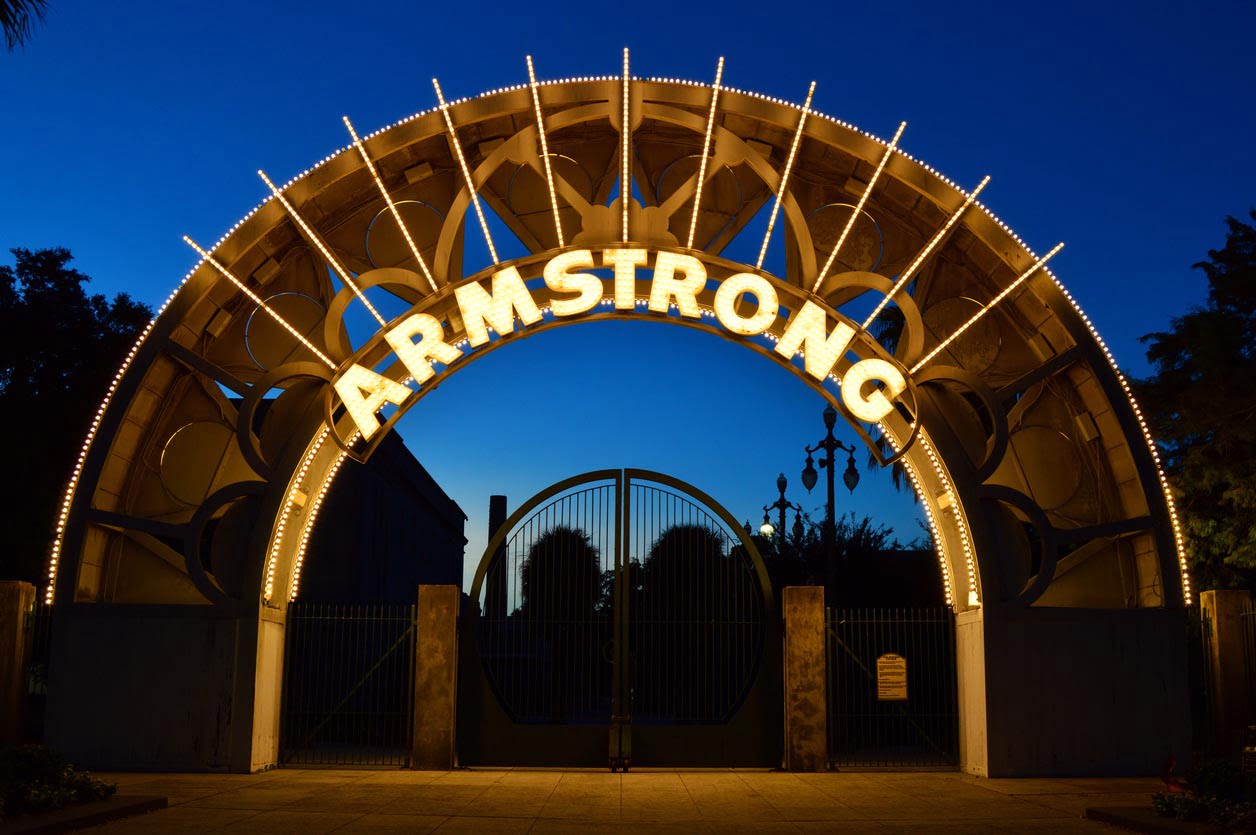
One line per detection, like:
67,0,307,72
0,581,36,747
412,584,459,769
783,586,827,771
1201,589,1254,756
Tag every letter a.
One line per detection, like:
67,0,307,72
333,364,412,439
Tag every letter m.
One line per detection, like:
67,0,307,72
454,266,543,347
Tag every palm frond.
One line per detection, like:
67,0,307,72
1,0,49,51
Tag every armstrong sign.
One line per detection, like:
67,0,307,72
330,247,911,447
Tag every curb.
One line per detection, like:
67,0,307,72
0,796,168,835
1084,806,1228,834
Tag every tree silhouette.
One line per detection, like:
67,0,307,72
635,524,755,721
519,526,604,621
1136,211,1256,590
639,524,738,622
516,526,606,721
0,247,151,584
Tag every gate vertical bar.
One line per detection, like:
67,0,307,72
610,469,629,769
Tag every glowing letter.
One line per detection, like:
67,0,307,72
602,248,647,310
383,313,462,385
544,250,602,317
333,364,412,439
648,252,706,318
841,358,908,422
713,273,778,335
774,301,856,381
454,265,543,347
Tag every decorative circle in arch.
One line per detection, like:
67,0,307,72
44,55,1191,614
365,200,445,270
244,291,326,370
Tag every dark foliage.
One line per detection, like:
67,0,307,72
0,745,115,819
1,0,48,50
0,248,151,585
1152,758,1252,825
634,524,751,719
755,510,941,605
1135,212,1256,590
518,526,603,620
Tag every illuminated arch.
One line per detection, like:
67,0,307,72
46,61,1188,625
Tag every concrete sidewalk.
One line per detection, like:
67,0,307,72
86,769,1157,833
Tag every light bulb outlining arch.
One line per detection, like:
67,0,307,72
44,61,1189,614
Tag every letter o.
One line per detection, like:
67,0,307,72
713,273,779,336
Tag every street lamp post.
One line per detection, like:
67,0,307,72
761,472,804,549
801,405,860,605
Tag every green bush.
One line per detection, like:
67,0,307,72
1186,758,1244,803
1151,791,1175,817
0,745,115,819
1152,759,1254,826
1152,791,1209,821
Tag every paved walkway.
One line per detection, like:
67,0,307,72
87,769,1158,833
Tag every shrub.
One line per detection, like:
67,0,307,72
1152,791,1209,821
1153,759,1254,826
0,745,115,819
1186,758,1243,803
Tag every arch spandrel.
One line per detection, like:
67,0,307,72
48,73,1187,614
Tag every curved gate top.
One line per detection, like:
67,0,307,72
461,468,780,769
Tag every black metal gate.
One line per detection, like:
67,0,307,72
279,602,416,766
826,607,959,768
459,469,780,768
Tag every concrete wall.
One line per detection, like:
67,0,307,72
0,582,35,746
46,605,256,771
960,605,1192,777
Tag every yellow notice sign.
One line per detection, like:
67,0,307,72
876,653,908,701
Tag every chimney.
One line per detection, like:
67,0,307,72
485,495,508,619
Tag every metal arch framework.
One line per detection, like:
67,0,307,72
45,59,1189,621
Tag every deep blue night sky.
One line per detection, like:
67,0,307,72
3,1,1253,585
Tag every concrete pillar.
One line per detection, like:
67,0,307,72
1202,589,1254,756
247,606,286,772
782,586,826,771
413,584,459,769
0,582,35,747
955,608,988,776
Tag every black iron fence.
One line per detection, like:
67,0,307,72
279,602,416,767
826,606,958,768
